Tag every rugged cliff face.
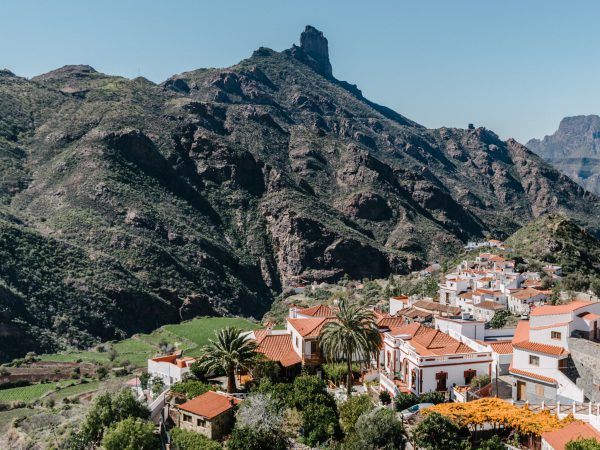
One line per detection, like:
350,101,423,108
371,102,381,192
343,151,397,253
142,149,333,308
527,115,600,194
1,27,599,360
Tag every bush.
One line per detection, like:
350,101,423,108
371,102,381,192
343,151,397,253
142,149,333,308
169,380,215,400
339,395,374,433
394,392,418,411
379,390,392,405
419,391,446,405
412,412,464,450
252,379,293,409
470,374,491,389
478,435,506,450
80,390,150,445
353,407,406,450
102,417,158,450
291,375,336,410
301,402,339,447
566,437,600,450
322,362,360,386
489,310,510,329
228,426,288,450
236,393,284,432
170,427,222,450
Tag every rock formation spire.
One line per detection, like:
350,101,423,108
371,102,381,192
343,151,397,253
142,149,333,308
287,25,333,77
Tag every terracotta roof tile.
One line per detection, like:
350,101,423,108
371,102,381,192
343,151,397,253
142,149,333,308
287,317,336,338
487,341,513,354
296,304,335,317
509,365,557,385
512,320,530,344
474,301,505,311
389,323,477,356
510,288,547,300
580,312,600,322
178,391,241,419
513,340,569,356
256,334,301,367
542,422,600,450
530,300,593,316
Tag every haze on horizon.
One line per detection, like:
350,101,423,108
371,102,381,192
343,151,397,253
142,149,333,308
2,0,599,143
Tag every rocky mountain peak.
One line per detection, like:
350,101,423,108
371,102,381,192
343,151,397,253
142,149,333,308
32,64,99,82
287,25,332,77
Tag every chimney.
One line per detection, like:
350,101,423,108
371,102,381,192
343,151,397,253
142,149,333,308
289,304,297,319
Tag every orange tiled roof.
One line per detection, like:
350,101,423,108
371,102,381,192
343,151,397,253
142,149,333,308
487,341,513,354
530,300,594,316
510,288,547,300
542,422,600,450
287,317,336,338
512,320,530,344
474,301,505,311
580,312,600,322
296,304,335,317
530,321,571,331
509,365,557,385
389,323,477,356
178,391,241,419
256,334,301,367
377,316,406,330
513,340,569,356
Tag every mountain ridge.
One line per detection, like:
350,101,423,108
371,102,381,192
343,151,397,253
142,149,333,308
0,26,599,360
527,115,600,194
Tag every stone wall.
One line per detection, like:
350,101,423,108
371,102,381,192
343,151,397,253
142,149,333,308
568,337,600,402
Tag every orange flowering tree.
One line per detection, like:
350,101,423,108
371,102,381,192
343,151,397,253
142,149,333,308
423,398,576,437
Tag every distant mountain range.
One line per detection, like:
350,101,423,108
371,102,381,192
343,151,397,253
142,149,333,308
527,115,600,194
1,26,600,361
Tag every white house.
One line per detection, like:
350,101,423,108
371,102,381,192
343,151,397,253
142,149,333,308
435,316,514,376
379,322,493,397
507,288,549,315
510,300,600,404
147,351,196,387
439,276,470,305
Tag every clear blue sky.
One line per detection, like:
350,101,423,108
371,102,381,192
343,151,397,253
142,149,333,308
2,0,599,143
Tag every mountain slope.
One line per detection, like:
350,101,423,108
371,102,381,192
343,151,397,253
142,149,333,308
506,213,600,278
1,26,599,360
527,115,600,194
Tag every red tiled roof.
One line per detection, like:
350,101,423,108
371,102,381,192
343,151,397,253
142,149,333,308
377,316,406,330
512,320,530,344
510,288,547,300
530,321,571,331
509,365,557,385
530,300,594,316
389,323,477,356
474,301,505,311
542,422,600,450
287,317,336,338
580,312,600,322
178,391,241,419
487,341,513,354
513,340,569,356
296,304,335,317
256,334,301,367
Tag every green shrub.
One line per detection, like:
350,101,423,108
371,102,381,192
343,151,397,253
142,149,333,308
170,427,222,450
419,391,446,405
228,426,287,450
102,417,158,450
301,402,339,447
354,407,406,450
169,380,215,399
379,390,392,405
394,392,418,411
339,395,374,433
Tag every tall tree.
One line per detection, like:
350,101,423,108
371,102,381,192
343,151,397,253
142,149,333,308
200,327,257,393
319,299,382,396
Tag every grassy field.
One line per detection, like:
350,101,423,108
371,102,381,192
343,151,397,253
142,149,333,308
0,383,60,403
164,317,260,356
0,407,34,432
39,316,259,366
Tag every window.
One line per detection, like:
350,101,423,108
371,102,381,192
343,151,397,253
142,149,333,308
183,414,192,423
535,384,544,397
295,336,299,348
551,331,561,340
529,355,540,366
464,369,476,385
197,418,206,427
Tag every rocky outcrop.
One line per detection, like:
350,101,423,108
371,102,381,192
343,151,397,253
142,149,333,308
528,115,600,194
287,25,333,77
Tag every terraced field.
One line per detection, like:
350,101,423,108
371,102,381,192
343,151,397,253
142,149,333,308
39,316,259,366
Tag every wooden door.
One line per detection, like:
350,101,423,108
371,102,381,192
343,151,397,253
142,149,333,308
517,381,526,401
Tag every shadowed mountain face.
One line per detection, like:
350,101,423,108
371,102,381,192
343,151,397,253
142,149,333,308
527,115,600,194
1,26,599,360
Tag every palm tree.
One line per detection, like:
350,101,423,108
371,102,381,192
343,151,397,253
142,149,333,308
319,299,382,396
200,327,258,393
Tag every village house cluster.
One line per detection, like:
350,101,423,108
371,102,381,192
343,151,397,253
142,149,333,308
134,243,600,448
